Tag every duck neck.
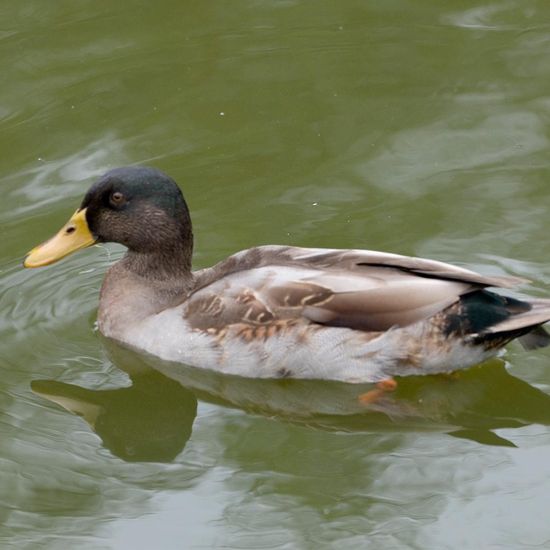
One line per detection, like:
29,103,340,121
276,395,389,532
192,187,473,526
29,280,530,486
120,244,194,285
98,246,195,340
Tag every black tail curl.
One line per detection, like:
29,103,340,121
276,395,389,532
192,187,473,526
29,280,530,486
444,290,550,350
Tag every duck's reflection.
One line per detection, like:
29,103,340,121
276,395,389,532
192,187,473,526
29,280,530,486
32,362,197,462
32,341,550,461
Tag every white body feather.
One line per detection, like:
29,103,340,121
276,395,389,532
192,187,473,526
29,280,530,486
113,312,493,383
98,247,508,383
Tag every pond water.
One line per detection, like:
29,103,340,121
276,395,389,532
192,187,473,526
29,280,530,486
2,1,550,548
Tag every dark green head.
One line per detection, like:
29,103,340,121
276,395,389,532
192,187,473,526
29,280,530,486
24,166,193,271
82,166,193,255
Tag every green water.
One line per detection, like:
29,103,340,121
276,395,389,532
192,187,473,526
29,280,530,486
2,1,550,548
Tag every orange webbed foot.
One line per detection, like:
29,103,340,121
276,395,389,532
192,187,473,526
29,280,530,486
358,378,397,405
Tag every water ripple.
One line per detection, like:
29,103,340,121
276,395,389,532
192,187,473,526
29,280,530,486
1,246,122,339
1,135,128,223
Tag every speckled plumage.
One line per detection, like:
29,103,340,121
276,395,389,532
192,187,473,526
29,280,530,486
26,166,550,383
98,242,550,383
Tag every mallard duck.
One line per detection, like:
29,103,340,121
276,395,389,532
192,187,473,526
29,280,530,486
24,166,550,388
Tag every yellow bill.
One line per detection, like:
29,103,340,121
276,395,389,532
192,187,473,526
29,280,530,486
24,208,96,268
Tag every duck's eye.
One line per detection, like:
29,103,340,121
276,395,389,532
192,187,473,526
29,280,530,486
110,191,125,206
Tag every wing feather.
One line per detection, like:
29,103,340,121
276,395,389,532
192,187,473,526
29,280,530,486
188,245,526,332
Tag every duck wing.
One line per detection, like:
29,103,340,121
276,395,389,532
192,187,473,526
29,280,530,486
188,246,527,333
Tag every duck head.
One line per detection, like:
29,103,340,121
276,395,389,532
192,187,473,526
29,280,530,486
24,166,193,270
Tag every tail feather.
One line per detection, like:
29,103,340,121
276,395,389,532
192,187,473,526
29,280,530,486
479,298,550,350
483,299,550,335
451,292,550,350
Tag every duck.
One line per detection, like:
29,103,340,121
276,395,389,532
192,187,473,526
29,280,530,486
23,166,550,391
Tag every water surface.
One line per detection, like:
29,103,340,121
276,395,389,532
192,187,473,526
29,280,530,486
2,1,550,548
